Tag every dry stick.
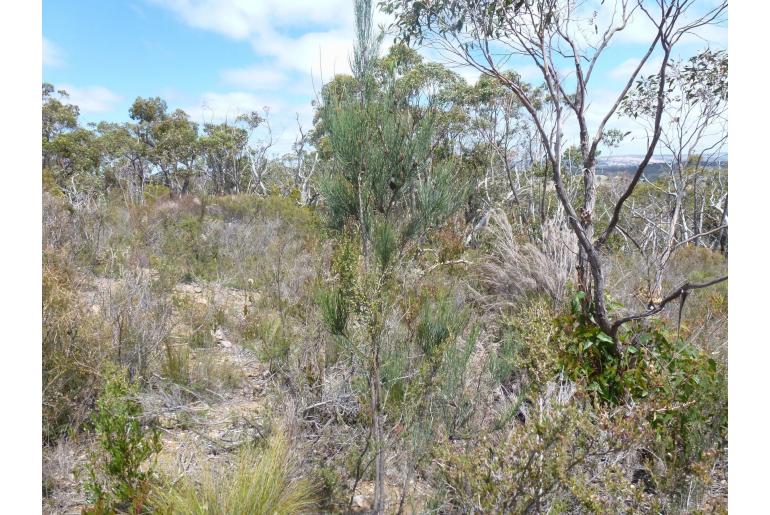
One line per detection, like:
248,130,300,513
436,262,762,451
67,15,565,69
349,423,374,510
610,275,728,336
420,258,473,277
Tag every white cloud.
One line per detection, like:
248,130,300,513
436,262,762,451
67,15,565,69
605,2,726,48
148,0,352,40
180,91,315,156
609,57,662,81
220,66,289,90
148,0,396,79
43,37,65,68
147,0,396,155
57,84,123,114
183,91,285,125
454,66,481,85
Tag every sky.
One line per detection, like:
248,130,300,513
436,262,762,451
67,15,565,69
42,0,727,155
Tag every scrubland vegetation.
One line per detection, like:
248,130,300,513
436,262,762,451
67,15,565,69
42,0,727,513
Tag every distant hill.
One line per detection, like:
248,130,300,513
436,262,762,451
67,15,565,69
594,154,728,178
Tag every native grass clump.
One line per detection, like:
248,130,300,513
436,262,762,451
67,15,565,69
150,431,317,515
42,1,727,512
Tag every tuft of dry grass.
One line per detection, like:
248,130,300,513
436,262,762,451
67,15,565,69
150,431,317,514
477,210,576,309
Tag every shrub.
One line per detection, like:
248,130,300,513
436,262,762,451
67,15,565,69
143,183,171,203
190,351,244,393
244,314,292,372
84,364,161,514
556,294,727,489
490,298,560,395
105,269,173,382
437,404,656,513
162,343,190,386
43,249,107,442
150,432,317,514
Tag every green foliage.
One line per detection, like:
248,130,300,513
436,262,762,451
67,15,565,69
319,236,363,338
319,68,467,253
155,206,219,283
437,404,656,513
214,194,322,235
244,314,292,371
150,432,317,514
557,294,627,404
431,326,480,438
43,83,79,143
318,287,349,338
372,217,397,270
143,183,171,203
415,291,467,361
490,298,560,394
84,364,161,514
556,294,727,478
162,344,190,386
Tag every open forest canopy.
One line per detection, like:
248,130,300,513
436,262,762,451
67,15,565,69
42,0,727,513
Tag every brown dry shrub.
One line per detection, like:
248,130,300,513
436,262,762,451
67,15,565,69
437,403,659,513
43,249,109,442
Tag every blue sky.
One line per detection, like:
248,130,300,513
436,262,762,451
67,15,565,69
43,0,726,155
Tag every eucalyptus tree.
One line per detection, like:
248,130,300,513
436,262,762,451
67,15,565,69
452,73,551,228
384,0,728,350
235,110,274,196
285,116,318,204
152,109,200,196
620,49,728,301
42,84,79,146
42,83,99,193
319,0,466,511
96,121,150,204
199,121,249,194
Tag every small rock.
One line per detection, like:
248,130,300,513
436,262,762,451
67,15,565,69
220,340,232,348
194,286,203,294
352,495,370,510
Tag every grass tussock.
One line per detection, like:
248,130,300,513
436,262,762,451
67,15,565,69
478,210,577,309
151,432,317,514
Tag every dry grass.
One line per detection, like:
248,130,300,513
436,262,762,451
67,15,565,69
150,431,317,514
101,268,173,382
477,209,577,309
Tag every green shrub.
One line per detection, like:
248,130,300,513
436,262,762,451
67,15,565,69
143,183,171,203
415,291,467,361
84,364,161,514
491,298,559,393
556,294,727,484
150,432,317,514
213,194,321,235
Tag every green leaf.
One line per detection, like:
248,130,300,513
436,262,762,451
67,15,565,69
596,332,613,344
